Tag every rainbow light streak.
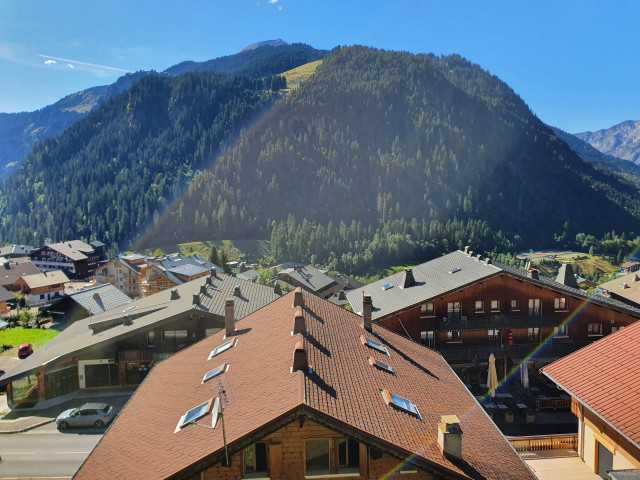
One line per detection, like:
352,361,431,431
382,251,637,478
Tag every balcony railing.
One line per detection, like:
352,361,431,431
437,341,592,364
437,313,561,332
507,434,578,453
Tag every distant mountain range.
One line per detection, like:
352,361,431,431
576,120,640,164
0,41,327,179
2,45,640,271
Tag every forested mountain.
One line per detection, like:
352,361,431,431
2,46,640,273
165,42,327,78
0,43,326,178
0,73,281,254
576,120,640,164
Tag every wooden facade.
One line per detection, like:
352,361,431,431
202,419,434,480
377,273,640,368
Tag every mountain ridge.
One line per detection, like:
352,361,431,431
576,120,640,164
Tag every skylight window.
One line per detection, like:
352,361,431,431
361,335,389,356
208,339,236,359
369,357,394,374
178,398,212,429
449,267,461,274
381,389,420,418
202,363,227,383
382,284,393,290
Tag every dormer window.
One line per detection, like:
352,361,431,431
381,389,421,418
209,338,237,359
361,335,389,356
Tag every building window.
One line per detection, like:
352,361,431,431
447,330,462,343
527,327,539,341
447,302,461,320
488,329,499,341
306,440,330,475
164,330,188,340
420,331,434,348
244,443,268,475
511,299,520,311
611,326,624,333
382,389,421,417
338,438,360,472
474,300,484,313
528,298,541,316
554,297,567,310
587,323,602,336
361,335,390,356
490,300,500,312
420,302,434,316
147,331,155,345
554,325,568,338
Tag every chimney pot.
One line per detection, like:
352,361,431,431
485,258,491,265
293,310,306,335
170,288,180,300
469,251,474,257
477,254,483,261
193,292,200,305
437,415,463,460
464,246,471,254
293,287,304,308
225,298,235,337
292,339,308,372
362,294,373,332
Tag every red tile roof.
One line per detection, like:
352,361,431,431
542,320,640,449
76,291,534,480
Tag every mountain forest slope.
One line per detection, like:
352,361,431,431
1,46,640,272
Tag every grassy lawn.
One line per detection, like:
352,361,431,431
355,265,415,285
0,327,60,357
282,60,323,91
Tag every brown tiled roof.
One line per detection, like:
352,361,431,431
76,291,534,480
542,320,640,449
21,270,69,288
0,260,40,287
46,240,94,260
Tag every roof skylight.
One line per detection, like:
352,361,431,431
202,363,226,383
381,389,420,417
382,283,393,290
369,357,394,374
361,335,389,356
449,267,461,274
178,398,212,429
208,339,236,360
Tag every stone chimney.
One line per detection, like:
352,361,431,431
170,288,180,300
292,338,308,372
437,415,463,460
274,281,283,296
293,287,304,308
401,268,415,289
225,298,235,337
293,309,306,335
362,294,373,332
192,292,200,305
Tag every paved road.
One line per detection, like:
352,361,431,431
0,422,103,479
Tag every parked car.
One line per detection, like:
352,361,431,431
17,343,33,359
56,403,115,430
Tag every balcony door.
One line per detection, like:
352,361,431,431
597,442,613,479
528,298,541,316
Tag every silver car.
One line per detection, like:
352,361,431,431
56,403,114,430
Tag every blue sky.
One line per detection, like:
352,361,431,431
0,0,637,133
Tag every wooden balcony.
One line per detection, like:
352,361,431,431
507,434,578,453
437,313,561,332
437,341,592,365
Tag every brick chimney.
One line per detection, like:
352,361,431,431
225,298,235,337
437,415,463,460
292,338,308,372
362,294,373,332
293,287,304,308
401,268,415,289
293,309,306,335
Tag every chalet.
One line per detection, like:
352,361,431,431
237,268,260,283
0,244,35,259
0,259,41,291
278,264,338,299
0,273,282,408
95,253,148,298
542,322,640,477
54,284,133,323
599,270,640,309
75,289,536,480
29,240,105,279
621,261,640,273
0,285,15,314
346,248,640,383
142,254,222,297
13,270,69,306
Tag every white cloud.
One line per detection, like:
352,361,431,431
44,59,56,65
268,0,277,4
36,54,129,74
278,5,282,10
66,63,74,69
